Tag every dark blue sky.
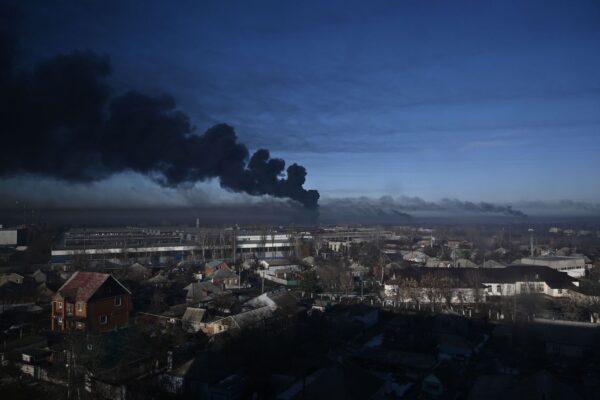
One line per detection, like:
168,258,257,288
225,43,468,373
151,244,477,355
9,0,600,204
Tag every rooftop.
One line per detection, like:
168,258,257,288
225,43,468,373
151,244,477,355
56,271,130,302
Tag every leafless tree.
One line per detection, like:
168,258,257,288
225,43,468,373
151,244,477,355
339,270,354,296
396,277,419,308
465,269,484,311
438,273,458,309
318,263,341,291
420,272,443,310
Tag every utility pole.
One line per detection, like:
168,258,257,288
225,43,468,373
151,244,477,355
232,227,237,264
361,278,364,301
379,252,384,285
528,228,535,257
233,226,239,287
346,225,350,258
452,247,457,268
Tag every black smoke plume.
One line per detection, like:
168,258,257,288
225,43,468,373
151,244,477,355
0,19,319,209
321,196,527,218
438,199,527,217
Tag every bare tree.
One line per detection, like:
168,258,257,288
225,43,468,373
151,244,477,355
438,272,458,309
339,270,354,296
318,263,341,291
396,277,419,308
420,272,443,310
517,278,546,321
465,269,484,311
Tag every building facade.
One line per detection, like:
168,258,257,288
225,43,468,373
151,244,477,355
520,256,589,278
51,271,131,332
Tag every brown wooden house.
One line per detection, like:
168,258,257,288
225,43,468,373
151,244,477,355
51,271,131,333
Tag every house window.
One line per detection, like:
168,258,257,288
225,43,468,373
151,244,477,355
57,316,63,324
57,302,63,310
114,296,122,307
99,315,108,325
76,322,85,330
496,285,502,294
558,288,563,294
77,303,84,312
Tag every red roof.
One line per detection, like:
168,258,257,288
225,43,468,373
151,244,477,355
56,271,111,302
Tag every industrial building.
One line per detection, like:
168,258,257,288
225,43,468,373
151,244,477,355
519,255,590,278
0,225,28,249
50,227,308,266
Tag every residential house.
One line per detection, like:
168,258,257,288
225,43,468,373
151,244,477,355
425,258,452,268
124,263,151,283
258,260,302,286
144,272,169,288
455,258,478,268
211,267,240,289
181,307,207,333
203,260,229,278
446,240,472,249
160,351,233,397
30,269,47,284
184,281,223,303
403,251,428,264
327,241,349,252
483,260,506,269
349,261,369,277
51,271,131,332
244,290,301,315
519,255,589,278
0,272,24,286
200,290,301,336
494,247,509,256
0,279,39,311
482,265,582,298
386,264,589,305
199,306,275,336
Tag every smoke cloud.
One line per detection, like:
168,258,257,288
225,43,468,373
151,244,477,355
321,196,527,218
437,198,526,217
0,18,319,209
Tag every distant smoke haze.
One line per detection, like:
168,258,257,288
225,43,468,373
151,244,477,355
3,173,599,222
319,196,527,219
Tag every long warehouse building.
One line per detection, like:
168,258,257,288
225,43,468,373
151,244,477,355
51,227,310,265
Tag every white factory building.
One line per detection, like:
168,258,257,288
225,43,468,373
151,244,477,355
50,227,308,265
519,256,590,278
